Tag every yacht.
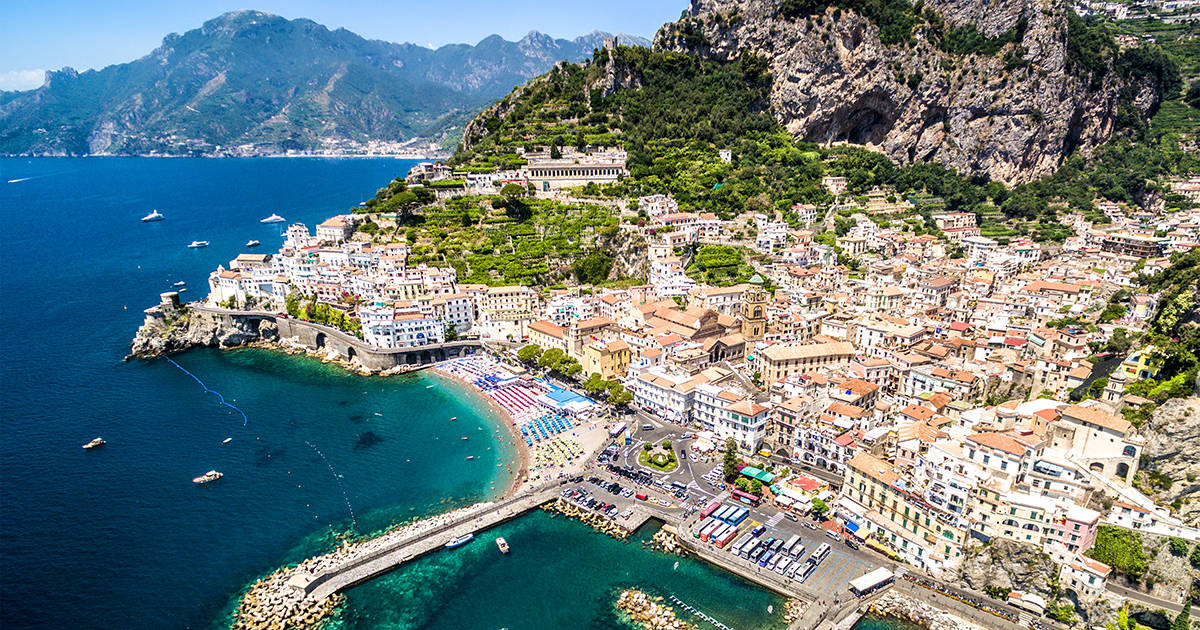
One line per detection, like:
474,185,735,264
82,437,105,450
260,213,286,224
245,239,261,248
141,210,164,222
192,470,223,484
188,240,209,249
496,537,510,554
445,533,474,549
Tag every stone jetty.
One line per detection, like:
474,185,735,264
232,502,496,629
543,498,632,539
616,589,695,630
783,598,807,623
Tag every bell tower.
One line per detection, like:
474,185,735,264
741,274,768,341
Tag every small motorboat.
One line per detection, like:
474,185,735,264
461,436,469,440
192,470,223,484
179,288,187,293
222,437,232,444
187,240,209,249
496,537,509,554
260,213,286,224
445,533,474,549
173,281,186,287
465,455,475,460
82,437,105,450
141,209,164,222
450,416,457,421
245,239,261,248
426,385,434,389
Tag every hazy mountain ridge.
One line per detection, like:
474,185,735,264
0,10,650,156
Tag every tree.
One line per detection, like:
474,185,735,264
722,437,740,482
573,250,614,285
538,348,565,369
583,373,608,394
1171,602,1190,630
444,323,458,341
748,479,763,495
517,344,543,364
734,477,750,491
500,183,526,198
811,498,830,518
607,384,633,407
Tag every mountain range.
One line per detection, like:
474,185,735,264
0,10,650,156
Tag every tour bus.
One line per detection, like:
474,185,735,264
700,501,721,519
769,537,785,553
782,534,801,556
693,517,713,538
714,505,734,522
699,519,722,541
609,422,627,437
798,559,818,582
758,550,775,567
726,507,748,525
741,538,763,560
748,543,767,562
791,544,806,561
775,556,792,575
707,522,731,542
731,488,761,507
715,527,739,549
809,543,831,564
730,532,753,556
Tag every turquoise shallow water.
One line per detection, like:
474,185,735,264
333,510,786,630
0,157,791,630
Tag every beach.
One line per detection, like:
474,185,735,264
432,355,612,496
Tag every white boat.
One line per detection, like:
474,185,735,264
187,240,209,249
192,470,223,484
173,281,186,287
141,210,164,222
222,437,232,444
445,533,474,549
496,537,509,554
82,437,105,450
260,213,286,224
245,239,261,248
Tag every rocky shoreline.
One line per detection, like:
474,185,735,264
615,590,695,630
867,591,981,630
543,497,633,539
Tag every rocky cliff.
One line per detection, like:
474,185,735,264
127,303,275,359
1139,395,1200,526
654,0,1160,184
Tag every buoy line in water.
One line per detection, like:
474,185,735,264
164,356,248,425
668,594,735,630
303,440,358,530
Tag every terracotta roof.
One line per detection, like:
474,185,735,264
847,452,899,484
528,320,564,339
760,342,855,362
967,432,1028,457
1062,404,1131,434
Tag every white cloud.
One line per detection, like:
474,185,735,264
0,69,46,92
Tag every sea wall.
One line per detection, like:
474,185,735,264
126,295,483,372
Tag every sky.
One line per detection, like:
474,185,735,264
0,0,688,91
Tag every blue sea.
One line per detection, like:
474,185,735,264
0,158,803,630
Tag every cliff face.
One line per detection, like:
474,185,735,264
127,304,275,359
1139,395,1200,526
655,0,1157,184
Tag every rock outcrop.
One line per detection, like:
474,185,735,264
868,591,976,630
127,297,275,359
654,0,1159,184
959,539,1058,600
1140,395,1200,526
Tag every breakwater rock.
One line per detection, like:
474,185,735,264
644,528,688,557
868,591,979,630
616,589,695,630
232,502,495,629
544,498,630,539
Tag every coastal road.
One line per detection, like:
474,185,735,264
1105,582,1184,614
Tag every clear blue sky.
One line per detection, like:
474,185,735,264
0,0,687,90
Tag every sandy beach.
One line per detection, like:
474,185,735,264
430,365,533,496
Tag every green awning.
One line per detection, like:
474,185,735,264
740,466,776,484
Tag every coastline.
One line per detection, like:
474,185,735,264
429,365,532,498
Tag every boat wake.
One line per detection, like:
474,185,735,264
164,356,249,425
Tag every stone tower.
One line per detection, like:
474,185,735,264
741,274,768,341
